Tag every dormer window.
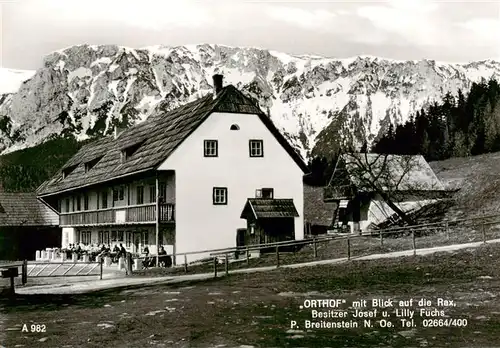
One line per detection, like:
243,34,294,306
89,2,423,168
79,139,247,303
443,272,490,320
84,156,103,173
204,140,218,157
230,124,240,130
121,140,145,162
62,164,78,179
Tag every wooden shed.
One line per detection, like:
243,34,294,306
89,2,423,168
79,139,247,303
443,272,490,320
0,192,60,260
240,198,299,248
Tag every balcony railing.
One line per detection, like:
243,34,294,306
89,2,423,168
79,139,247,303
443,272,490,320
60,203,175,226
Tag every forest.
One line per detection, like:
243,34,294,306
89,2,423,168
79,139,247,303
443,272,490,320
0,136,87,192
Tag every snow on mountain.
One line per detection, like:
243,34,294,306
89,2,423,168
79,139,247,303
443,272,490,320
0,44,499,159
0,68,36,94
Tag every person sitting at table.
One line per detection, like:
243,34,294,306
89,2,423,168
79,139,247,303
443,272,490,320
119,244,127,257
66,245,72,259
110,245,119,262
142,246,153,268
158,246,172,268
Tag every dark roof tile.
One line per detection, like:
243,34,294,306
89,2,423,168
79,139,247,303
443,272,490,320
0,192,58,226
241,198,299,219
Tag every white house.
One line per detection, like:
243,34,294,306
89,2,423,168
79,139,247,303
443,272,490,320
325,153,452,233
36,75,309,264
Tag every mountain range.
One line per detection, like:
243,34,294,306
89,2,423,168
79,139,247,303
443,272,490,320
1,44,500,160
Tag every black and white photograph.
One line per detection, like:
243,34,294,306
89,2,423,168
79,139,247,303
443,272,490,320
1,0,500,347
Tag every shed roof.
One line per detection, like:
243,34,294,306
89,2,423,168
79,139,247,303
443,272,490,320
327,153,445,194
38,84,309,197
241,199,299,219
0,192,58,226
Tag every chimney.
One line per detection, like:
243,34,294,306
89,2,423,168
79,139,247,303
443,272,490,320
212,74,223,98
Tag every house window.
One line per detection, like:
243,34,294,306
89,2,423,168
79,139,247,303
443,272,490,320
141,231,149,246
159,182,167,202
111,231,117,242
262,188,274,199
204,140,218,157
230,124,240,130
101,191,108,209
98,231,110,245
83,194,89,210
65,198,70,212
249,140,263,157
126,231,132,247
255,188,273,198
117,231,124,242
213,187,228,205
76,196,81,211
149,185,156,203
81,231,92,245
136,186,144,205
113,187,124,202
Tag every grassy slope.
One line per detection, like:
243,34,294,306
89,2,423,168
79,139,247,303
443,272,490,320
430,151,500,220
2,244,500,347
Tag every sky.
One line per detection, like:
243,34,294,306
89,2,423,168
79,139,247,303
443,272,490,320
1,0,499,70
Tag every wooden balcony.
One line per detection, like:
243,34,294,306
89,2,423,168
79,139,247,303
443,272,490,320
60,203,175,227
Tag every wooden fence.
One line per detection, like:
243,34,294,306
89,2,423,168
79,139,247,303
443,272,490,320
158,212,500,278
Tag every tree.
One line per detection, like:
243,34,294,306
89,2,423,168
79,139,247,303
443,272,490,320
305,155,337,186
483,100,497,152
360,141,368,153
451,131,469,157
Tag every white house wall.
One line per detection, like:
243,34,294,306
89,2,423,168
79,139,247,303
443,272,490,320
158,112,304,263
62,227,76,248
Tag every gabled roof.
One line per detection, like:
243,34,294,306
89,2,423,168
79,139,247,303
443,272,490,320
327,153,445,195
37,85,309,197
240,198,299,219
0,192,58,226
